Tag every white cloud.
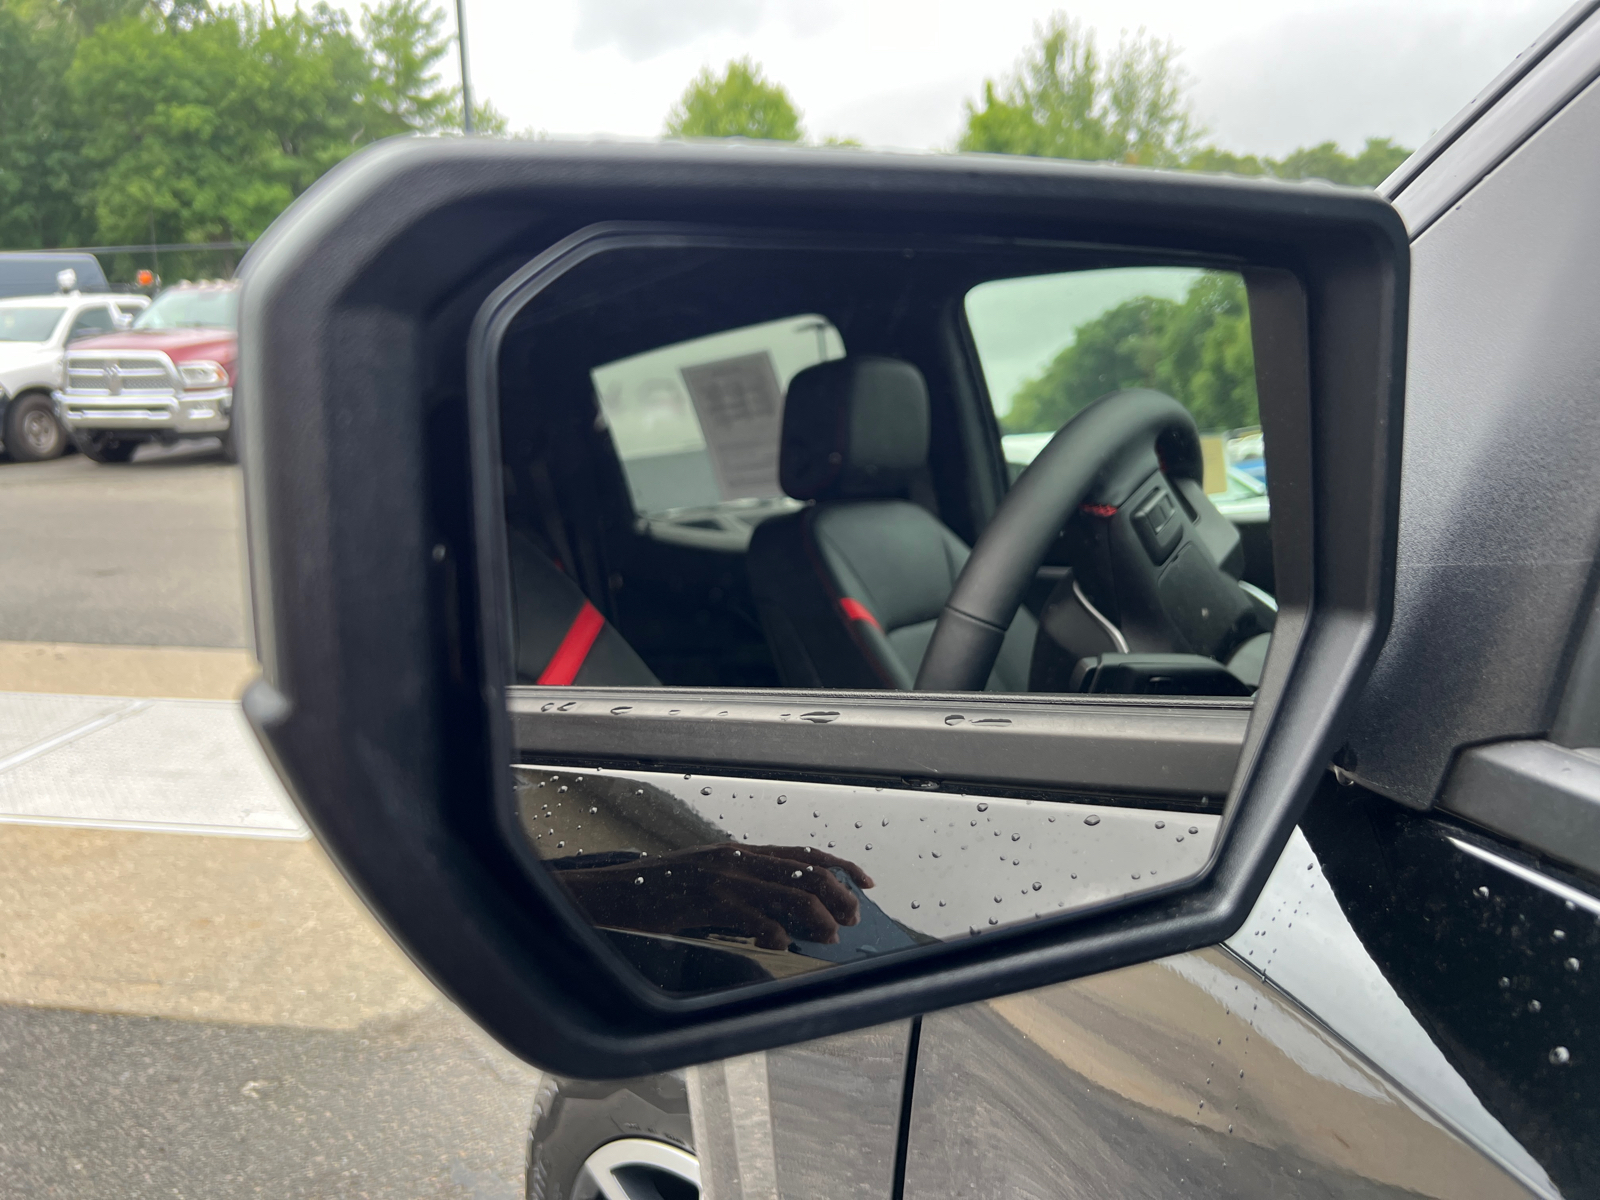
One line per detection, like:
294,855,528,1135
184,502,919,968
572,0,768,61
1189,2,1567,156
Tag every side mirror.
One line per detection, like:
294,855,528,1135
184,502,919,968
238,139,1405,1078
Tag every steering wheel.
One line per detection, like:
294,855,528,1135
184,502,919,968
916,389,1226,692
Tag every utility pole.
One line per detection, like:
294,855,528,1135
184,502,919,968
455,0,474,134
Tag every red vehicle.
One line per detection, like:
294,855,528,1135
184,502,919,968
53,281,237,463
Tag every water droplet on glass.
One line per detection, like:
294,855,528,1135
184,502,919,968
988,917,999,926
1475,886,1490,898
1528,999,1542,1013
1565,957,1581,973
882,818,890,827
557,785,568,793
801,710,840,724
1155,820,1166,829
635,789,644,795
777,795,787,805
931,851,940,858
1071,873,1077,880
828,841,836,848
1189,826,1200,835
865,843,873,850
1048,816,1055,823
1198,1101,1205,1109
1239,1070,1245,1078
813,811,819,818
634,876,644,885
971,819,979,827
1550,1046,1571,1065
1131,872,1141,880
1176,835,1185,843
610,706,632,715
994,896,1003,903
1011,833,1021,842
733,850,741,857
1032,882,1042,891
944,714,965,726
792,870,802,878
1498,976,1511,989
588,807,598,815
556,841,565,849
938,899,947,907
1228,1124,1234,1134
1553,929,1567,942
1084,815,1100,827
976,802,989,812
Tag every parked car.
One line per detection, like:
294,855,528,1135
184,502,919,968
54,280,237,463
0,290,150,461
0,251,110,299
235,6,1600,1200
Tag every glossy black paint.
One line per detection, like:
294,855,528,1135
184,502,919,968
1303,780,1598,1196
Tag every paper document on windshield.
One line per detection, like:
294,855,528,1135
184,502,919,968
679,351,785,500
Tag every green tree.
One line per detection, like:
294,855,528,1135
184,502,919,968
64,1,462,246
0,1,93,248
665,58,803,142
1269,136,1411,186
1004,272,1257,434
959,15,1196,166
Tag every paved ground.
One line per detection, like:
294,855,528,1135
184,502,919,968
0,447,542,1198
0,441,248,648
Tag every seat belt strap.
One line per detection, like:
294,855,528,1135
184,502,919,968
537,600,606,685
838,597,882,631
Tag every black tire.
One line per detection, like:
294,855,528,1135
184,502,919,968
77,433,139,464
5,392,66,462
527,1074,697,1200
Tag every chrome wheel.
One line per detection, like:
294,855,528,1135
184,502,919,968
572,1138,699,1200
6,395,65,462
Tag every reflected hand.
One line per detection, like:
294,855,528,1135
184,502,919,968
557,843,875,951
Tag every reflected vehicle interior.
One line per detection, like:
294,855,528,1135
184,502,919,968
495,241,1274,993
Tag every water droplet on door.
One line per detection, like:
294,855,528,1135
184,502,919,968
1565,958,1581,973
1032,882,1042,891
1529,999,1542,1013
1550,1046,1571,1065
1189,826,1200,835
1011,833,1021,842
1475,886,1490,898
976,803,988,812
700,787,711,796
634,877,644,885
776,795,787,804
1084,815,1100,827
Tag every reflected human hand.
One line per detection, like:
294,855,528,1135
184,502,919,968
556,843,875,951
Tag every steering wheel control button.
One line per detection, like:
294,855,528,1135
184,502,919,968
1133,486,1183,564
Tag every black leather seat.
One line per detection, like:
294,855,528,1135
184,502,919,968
747,356,1037,691
509,529,659,686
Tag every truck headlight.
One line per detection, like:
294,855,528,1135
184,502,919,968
179,360,228,388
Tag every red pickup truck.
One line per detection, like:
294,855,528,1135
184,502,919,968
53,281,237,463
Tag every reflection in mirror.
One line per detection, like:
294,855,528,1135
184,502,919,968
515,764,1219,993
492,235,1275,995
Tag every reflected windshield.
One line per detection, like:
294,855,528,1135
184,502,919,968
133,288,237,331
0,306,66,342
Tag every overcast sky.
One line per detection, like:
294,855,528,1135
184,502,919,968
409,0,1571,155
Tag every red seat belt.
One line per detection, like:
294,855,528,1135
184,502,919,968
537,600,606,685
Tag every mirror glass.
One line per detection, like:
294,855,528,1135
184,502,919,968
492,237,1277,994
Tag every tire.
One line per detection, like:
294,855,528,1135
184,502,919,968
527,1074,697,1200
76,433,139,464
5,392,66,462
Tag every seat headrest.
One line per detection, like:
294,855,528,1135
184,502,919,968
779,356,930,501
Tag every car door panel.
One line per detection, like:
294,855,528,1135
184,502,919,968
901,826,1548,1200
686,1022,911,1200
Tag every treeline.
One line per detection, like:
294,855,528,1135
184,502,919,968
668,16,1413,436
0,0,487,254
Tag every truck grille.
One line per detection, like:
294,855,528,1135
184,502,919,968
64,353,177,396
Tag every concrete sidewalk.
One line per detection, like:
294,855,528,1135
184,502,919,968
0,689,306,840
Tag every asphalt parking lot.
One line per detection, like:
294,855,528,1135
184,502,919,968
0,442,542,1199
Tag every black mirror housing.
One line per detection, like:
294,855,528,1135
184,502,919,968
237,138,1406,1077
